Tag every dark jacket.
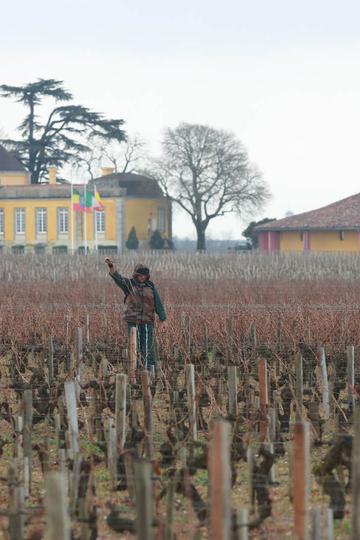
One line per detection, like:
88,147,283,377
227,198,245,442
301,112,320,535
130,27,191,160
110,270,166,324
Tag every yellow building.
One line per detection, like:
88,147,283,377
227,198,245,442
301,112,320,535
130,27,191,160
256,193,360,253
0,147,172,254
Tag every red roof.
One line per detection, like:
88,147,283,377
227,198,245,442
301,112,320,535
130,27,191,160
257,192,360,231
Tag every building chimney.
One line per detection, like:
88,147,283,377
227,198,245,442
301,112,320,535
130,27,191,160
101,167,115,177
48,166,57,185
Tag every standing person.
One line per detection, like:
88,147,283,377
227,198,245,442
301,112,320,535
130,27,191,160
105,257,166,372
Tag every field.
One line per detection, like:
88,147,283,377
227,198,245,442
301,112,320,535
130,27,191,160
1,251,360,539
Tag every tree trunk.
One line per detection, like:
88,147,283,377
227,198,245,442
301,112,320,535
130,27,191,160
196,227,206,251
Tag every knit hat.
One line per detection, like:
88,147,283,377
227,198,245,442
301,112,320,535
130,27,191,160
133,264,150,280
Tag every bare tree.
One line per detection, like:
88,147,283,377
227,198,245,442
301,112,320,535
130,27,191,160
149,123,270,251
74,134,148,180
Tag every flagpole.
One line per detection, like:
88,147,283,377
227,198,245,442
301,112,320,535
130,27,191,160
70,182,75,253
83,183,88,253
94,184,98,252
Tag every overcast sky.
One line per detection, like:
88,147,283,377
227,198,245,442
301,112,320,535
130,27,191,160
1,0,360,239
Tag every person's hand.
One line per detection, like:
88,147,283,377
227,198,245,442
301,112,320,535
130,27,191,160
105,257,115,272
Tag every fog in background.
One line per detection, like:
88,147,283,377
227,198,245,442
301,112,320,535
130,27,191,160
1,0,360,239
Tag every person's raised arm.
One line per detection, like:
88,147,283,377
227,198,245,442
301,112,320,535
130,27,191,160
105,257,132,295
105,257,115,274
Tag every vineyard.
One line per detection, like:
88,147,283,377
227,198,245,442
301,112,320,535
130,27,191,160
1,251,360,539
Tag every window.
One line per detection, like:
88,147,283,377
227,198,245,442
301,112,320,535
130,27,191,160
339,231,345,241
36,208,47,234
158,207,165,233
95,209,105,234
15,208,25,235
0,209,4,235
58,208,69,234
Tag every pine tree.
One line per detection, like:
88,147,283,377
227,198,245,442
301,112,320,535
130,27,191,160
0,79,126,183
126,226,139,250
149,230,165,250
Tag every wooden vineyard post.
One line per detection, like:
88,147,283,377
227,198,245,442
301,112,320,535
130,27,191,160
347,345,355,413
115,373,127,449
108,419,117,490
165,478,175,540
237,508,249,540
141,370,153,459
8,463,25,540
48,336,54,387
227,366,238,418
326,509,334,540
86,313,90,344
129,326,137,383
293,421,310,540
295,353,304,420
318,347,330,421
23,389,33,489
75,326,83,366
64,381,80,455
15,416,23,459
186,364,197,441
352,408,360,539
311,507,321,540
45,472,71,540
134,460,153,540
208,419,232,540
258,358,269,440
226,317,233,365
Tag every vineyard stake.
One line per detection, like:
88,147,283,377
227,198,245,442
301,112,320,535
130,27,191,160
347,345,355,413
318,347,330,421
64,381,80,455
295,354,304,421
129,326,137,383
124,454,135,501
293,421,310,540
115,373,127,449
326,508,334,540
209,419,231,540
258,358,269,440
70,453,82,516
15,416,23,459
141,370,153,459
45,472,71,540
107,419,117,490
165,478,175,540
23,389,33,490
237,508,249,540
48,336,54,387
134,460,153,540
227,365,238,418
351,408,360,539
310,507,321,540
186,364,197,441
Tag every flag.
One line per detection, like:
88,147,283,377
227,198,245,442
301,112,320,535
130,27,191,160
72,188,93,213
93,187,104,211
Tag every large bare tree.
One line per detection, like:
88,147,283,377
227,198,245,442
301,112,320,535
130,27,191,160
149,123,270,251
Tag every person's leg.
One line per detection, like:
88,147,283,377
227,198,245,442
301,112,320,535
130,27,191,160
144,324,156,371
